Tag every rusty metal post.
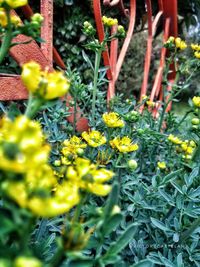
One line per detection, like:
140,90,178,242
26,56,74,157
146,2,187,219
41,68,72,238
41,0,53,68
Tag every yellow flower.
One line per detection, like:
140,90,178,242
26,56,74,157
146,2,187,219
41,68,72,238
14,256,42,267
168,134,182,145
192,96,200,107
11,15,21,26
141,94,148,100
82,130,106,147
4,0,27,8
146,100,155,107
110,136,139,153
61,136,87,165
66,158,114,196
191,43,200,51
157,161,166,170
21,61,70,99
194,51,200,59
0,8,7,27
28,182,80,217
175,37,187,50
102,112,124,128
43,71,70,100
21,61,41,93
2,181,28,208
102,16,118,27
0,115,50,173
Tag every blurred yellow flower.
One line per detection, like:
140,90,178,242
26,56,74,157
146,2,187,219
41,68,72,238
194,51,200,59
4,0,27,8
82,130,106,147
21,61,41,93
14,256,42,267
102,112,124,128
66,158,114,196
0,8,7,27
28,182,80,217
0,115,49,173
110,136,139,153
21,61,70,99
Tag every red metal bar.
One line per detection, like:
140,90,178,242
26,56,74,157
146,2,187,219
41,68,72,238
41,0,53,67
150,17,170,102
140,0,153,101
115,0,136,82
107,24,118,101
93,0,113,80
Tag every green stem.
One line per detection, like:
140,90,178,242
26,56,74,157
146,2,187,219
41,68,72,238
91,49,102,122
25,94,44,119
157,72,180,132
73,96,77,135
180,216,200,242
0,8,12,64
72,194,87,223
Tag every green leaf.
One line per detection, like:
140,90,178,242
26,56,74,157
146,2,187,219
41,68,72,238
7,102,21,120
185,167,199,186
130,259,154,267
159,169,182,186
104,182,119,219
68,259,94,267
103,224,137,258
82,50,94,71
102,213,123,236
150,217,172,232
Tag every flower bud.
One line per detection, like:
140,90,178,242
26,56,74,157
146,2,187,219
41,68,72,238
127,159,138,170
191,118,200,125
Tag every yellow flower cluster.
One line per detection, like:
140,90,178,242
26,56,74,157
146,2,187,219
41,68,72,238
192,96,200,108
0,0,27,8
165,36,187,50
0,8,21,27
82,130,106,147
110,136,139,153
175,37,187,50
168,134,196,160
21,61,70,100
180,140,196,160
103,112,124,128
191,43,200,59
0,115,49,173
61,136,87,165
102,16,118,27
168,134,182,145
66,158,114,196
0,115,80,217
